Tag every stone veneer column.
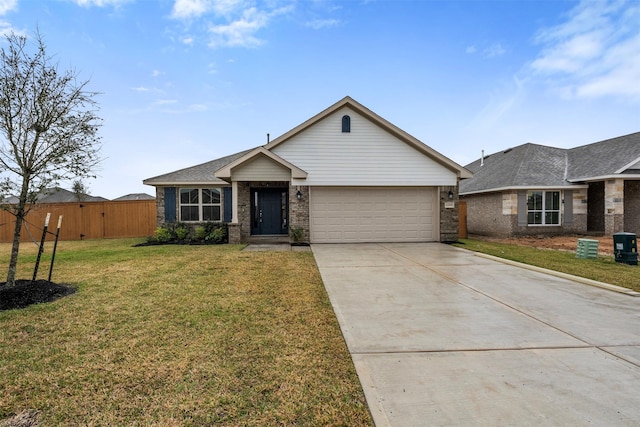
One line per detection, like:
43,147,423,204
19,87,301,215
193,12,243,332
604,178,624,235
439,185,459,242
289,185,310,242
155,187,165,226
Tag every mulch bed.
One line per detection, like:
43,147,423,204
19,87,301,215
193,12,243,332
0,280,76,311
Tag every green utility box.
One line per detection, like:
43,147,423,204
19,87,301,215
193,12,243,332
613,232,638,266
576,238,599,259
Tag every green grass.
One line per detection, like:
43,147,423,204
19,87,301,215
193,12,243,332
0,239,373,426
455,239,640,292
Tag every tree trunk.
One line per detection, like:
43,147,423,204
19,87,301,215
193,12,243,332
6,208,24,286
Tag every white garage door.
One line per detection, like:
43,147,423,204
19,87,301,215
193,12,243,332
309,187,436,243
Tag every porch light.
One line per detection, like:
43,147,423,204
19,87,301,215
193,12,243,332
448,190,454,199
296,190,302,200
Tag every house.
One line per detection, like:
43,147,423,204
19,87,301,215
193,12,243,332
2,187,108,204
459,132,640,237
143,96,472,244
113,193,155,201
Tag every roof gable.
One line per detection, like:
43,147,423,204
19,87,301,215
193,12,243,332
214,147,307,181
267,96,471,179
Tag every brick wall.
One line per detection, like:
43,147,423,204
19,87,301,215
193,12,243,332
464,190,588,237
463,192,514,237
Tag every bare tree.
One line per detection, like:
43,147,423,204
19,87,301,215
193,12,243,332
0,31,102,286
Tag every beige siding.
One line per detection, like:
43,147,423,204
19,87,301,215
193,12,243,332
231,155,291,181
272,107,457,186
309,187,436,243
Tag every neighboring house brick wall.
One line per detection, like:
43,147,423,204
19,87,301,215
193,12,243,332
464,189,587,237
463,192,514,237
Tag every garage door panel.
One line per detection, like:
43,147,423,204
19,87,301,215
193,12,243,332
310,187,436,243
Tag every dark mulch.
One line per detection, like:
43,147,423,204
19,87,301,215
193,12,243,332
0,280,76,311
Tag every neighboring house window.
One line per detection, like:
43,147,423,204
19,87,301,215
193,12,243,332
527,191,560,225
179,188,221,221
342,115,351,133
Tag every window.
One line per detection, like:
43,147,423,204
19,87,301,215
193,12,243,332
179,188,221,222
527,191,560,225
342,115,351,133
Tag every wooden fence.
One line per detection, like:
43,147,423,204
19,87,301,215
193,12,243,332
0,200,157,243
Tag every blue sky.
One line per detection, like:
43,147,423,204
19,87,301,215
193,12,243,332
0,0,638,199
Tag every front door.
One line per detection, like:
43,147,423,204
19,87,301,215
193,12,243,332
251,188,288,235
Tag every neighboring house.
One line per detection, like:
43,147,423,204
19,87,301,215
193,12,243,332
2,187,108,204
459,132,640,237
144,96,472,244
113,193,155,201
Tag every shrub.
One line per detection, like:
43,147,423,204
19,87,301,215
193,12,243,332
145,222,227,245
174,223,191,241
154,226,173,243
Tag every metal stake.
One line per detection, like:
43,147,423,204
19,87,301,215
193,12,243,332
48,215,63,282
32,213,51,282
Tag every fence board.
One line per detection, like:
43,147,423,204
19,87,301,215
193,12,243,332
0,200,156,243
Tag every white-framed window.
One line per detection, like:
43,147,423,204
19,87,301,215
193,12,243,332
179,188,221,222
527,191,560,225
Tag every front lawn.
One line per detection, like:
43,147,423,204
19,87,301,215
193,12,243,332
0,239,372,426
456,239,640,292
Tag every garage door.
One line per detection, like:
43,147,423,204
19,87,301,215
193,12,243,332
309,187,436,243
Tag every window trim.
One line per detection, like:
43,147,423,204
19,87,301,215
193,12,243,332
527,190,561,226
179,187,222,222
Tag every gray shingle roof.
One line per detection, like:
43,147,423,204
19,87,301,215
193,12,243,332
2,187,108,204
567,132,640,180
143,149,252,186
113,193,155,201
460,131,640,194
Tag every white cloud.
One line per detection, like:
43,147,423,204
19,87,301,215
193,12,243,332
305,18,340,30
72,0,131,7
151,69,163,77
0,0,17,15
131,86,150,92
154,99,178,106
215,4,293,48
530,0,640,102
171,0,245,19
207,6,269,48
465,42,506,58
484,43,506,58
171,0,209,19
170,1,295,49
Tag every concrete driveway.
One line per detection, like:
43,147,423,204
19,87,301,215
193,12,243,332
312,243,640,426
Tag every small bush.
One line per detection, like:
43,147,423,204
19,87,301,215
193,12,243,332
146,222,228,245
154,227,173,243
174,224,191,241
